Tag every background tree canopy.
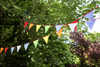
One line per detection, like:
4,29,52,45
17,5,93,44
0,0,100,67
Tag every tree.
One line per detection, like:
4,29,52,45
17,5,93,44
70,31,100,67
1,0,100,67
0,0,79,66
27,0,81,67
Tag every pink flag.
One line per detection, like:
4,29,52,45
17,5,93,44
24,22,28,28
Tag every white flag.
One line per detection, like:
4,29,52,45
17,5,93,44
55,25,63,33
68,23,77,31
17,45,21,52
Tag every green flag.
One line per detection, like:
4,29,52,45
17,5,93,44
45,26,50,33
33,39,39,48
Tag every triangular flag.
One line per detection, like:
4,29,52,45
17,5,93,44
4,47,8,53
36,25,41,32
0,48,4,54
55,25,62,33
85,20,96,30
17,45,21,52
29,23,34,30
33,39,39,48
43,35,50,44
84,11,93,19
24,22,28,28
72,20,77,31
45,26,50,33
68,23,77,31
90,19,100,32
24,43,29,51
11,47,15,54
56,28,62,38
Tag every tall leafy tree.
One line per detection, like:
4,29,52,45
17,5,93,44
1,0,100,67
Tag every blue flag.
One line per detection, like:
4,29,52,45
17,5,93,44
55,25,63,33
84,11,93,19
11,47,15,54
24,43,29,51
85,20,96,30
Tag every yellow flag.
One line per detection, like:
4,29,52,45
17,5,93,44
36,25,41,32
29,23,34,30
43,35,50,44
0,48,4,54
56,28,62,38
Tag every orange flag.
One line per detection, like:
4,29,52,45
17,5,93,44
29,23,34,30
0,48,4,54
56,28,62,38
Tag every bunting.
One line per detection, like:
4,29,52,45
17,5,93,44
17,45,21,52
85,20,96,30
33,39,39,48
68,23,77,31
43,35,50,44
91,19,100,32
0,48,4,54
36,25,41,32
55,25,63,33
84,11,93,19
24,43,29,51
11,47,15,54
45,26,50,33
0,6,99,54
56,28,63,38
24,22,28,28
4,48,8,53
29,23,34,30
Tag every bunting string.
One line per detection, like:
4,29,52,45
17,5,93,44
4,25,67,49
23,17,100,29
77,6,99,20
21,20,66,26
22,6,99,27
0,6,99,54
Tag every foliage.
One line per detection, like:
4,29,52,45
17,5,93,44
70,30,100,67
27,0,81,67
1,0,100,67
28,33,79,67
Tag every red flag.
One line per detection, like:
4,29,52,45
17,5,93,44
4,47,8,53
72,20,77,31
74,26,77,31
72,20,77,23
24,22,28,28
